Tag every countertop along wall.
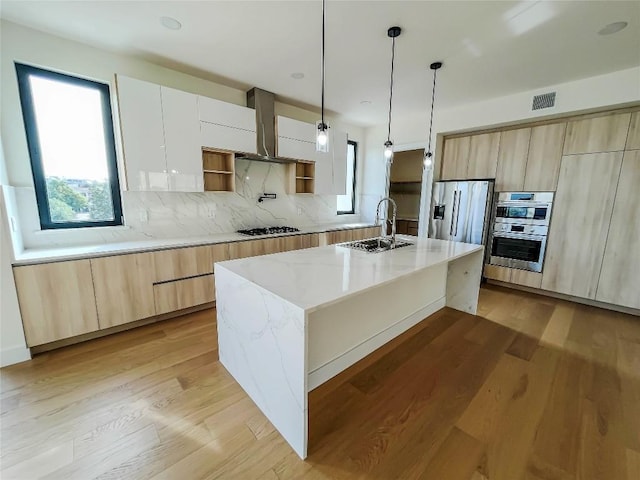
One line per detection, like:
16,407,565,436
360,66,640,234
0,20,366,251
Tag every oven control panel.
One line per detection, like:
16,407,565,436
493,223,547,235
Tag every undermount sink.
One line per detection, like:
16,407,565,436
340,237,413,253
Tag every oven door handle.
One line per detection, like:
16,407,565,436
492,232,545,241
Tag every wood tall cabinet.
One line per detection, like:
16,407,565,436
596,150,640,309
523,123,566,191
540,152,624,299
626,112,640,150
90,253,157,329
563,113,631,155
495,128,530,191
13,260,99,347
440,136,470,180
466,132,500,179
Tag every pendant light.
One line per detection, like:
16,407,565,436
316,0,329,152
384,26,401,163
424,61,443,168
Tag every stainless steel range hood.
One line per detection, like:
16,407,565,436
235,88,296,164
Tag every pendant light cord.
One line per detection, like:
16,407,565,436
387,35,396,142
321,0,325,127
427,66,438,154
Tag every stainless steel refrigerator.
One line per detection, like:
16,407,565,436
428,180,494,246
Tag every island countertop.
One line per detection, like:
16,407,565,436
215,236,483,312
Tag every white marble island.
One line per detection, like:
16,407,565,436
214,236,484,459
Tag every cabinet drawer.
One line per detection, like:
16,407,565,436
154,275,215,315
200,122,257,154
153,244,229,283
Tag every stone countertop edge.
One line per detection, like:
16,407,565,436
12,222,378,266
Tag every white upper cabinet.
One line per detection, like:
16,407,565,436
198,96,256,131
200,122,257,154
276,115,316,141
116,75,169,191
198,96,257,154
161,86,204,192
276,116,348,194
277,137,316,161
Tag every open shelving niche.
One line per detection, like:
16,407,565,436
286,161,315,194
202,149,235,192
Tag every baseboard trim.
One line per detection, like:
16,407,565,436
487,280,640,316
1,345,31,367
30,302,215,354
307,297,446,391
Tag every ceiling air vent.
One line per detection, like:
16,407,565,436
532,92,556,110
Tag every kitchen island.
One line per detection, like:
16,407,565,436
214,236,484,458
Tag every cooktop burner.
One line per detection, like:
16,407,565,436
237,226,300,236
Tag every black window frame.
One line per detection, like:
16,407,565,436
15,63,123,230
338,140,357,215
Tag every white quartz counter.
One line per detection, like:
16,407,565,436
216,236,483,312
12,222,375,266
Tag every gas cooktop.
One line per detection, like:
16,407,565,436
237,226,300,236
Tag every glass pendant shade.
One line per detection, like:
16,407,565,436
423,150,433,168
316,121,329,152
384,140,394,161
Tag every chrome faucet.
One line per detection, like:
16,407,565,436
375,197,398,246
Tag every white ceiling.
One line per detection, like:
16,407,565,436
2,1,639,127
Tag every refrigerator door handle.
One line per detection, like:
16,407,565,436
449,190,458,236
454,190,462,236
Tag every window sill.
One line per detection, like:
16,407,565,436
33,224,131,236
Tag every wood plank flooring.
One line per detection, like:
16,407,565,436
1,284,639,479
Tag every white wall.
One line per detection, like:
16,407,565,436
0,139,30,367
360,66,640,232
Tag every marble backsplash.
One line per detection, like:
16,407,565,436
13,159,360,250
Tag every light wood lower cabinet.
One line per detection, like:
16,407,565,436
13,260,99,347
511,269,542,289
321,227,379,245
153,275,215,315
595,150,640,309
483,264,512,282
541,152,623,299
91,252,157,329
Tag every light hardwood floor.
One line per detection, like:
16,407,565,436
1,285,639,479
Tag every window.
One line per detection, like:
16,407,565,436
15,63,123,229
337,140,357,214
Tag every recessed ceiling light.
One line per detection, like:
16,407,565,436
360,100,372,105
160,16,182,30
290,72,305,80
598,21,628,35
